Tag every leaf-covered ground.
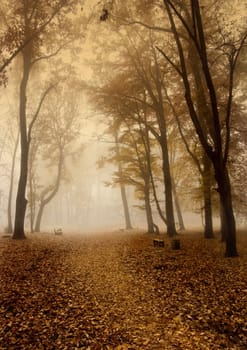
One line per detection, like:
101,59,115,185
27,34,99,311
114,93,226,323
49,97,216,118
0,230,247,349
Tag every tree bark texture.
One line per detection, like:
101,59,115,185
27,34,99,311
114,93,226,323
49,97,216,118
120,182,133,230
114,134,133,230
7,133,19,233
34,149,63,232
13,49,31,239
202,154,214,239
144,188,155,233
171,177,185,231
214,162,238,256
159,128,177,237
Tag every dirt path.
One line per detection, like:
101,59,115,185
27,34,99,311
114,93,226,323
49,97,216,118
0,231,246,349
64,233,166,348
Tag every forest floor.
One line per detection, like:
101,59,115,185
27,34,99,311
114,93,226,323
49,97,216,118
0,230,247,350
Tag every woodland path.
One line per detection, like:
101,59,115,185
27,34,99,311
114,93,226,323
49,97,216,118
0,230,247,349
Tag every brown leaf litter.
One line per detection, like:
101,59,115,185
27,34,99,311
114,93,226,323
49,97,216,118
0,230,246,349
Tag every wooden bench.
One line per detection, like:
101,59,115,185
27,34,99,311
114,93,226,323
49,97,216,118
153,239,165,247
54,228,63,236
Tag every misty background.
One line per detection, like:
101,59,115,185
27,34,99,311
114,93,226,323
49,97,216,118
0,0,246,235
0,79,206,233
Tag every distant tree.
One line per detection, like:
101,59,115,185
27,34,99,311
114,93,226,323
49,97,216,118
93,35,178,236
114,121,159,234
97,127,134,231
113,130,133,230
125,38,178,237
92,94,160,233
27,86,82,233
167,126,186,231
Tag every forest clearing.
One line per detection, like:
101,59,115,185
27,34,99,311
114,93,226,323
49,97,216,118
0,230,247,350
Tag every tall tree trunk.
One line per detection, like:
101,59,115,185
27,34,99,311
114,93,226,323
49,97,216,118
214,163,237,256
171,177,185,231
13,49,31,240
119,182,132,230
34,149,63,232
28,147,35,233
188,43,214,239
144,187,155,233
34,202,45,233
155,66,177,237
135,48,177,237
114,133,133,230
156,72,177,236
160,133,177,237
142,114,167,227
220,203,227,242
7,133,19,233
202,153,214,239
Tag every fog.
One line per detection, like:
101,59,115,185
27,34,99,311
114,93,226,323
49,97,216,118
31,142,207,234
0,1,246,237
0,94,205,233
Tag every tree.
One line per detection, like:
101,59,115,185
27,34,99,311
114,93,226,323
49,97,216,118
97,132,134,231
165,41,215,238
113,130,133,230
90,82,161,233
105,0,247,252
7,133,19,233
28,137,38,233
12,0,83,239
114,120,159,234
94,33,178,236
228,100,247,226
167,89,215,238
96,117,157,233
161,0,246,256
32,87,82,232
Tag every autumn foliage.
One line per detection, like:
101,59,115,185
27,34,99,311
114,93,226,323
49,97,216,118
0,231,246,349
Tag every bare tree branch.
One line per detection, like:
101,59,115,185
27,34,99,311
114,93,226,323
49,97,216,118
28,84,56,144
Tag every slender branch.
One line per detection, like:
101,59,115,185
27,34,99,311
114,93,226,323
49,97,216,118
166,0,196,43
156,46,183,76
29,0,39,22
111,15,171,34
31,43,67,67
223,32,247,166
163,0,213,159
28,84,56,143
139,111,167,224
111,13,189,41
164,85,203,174
113,91,154,110
42,148,63,204
192,0,222,155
